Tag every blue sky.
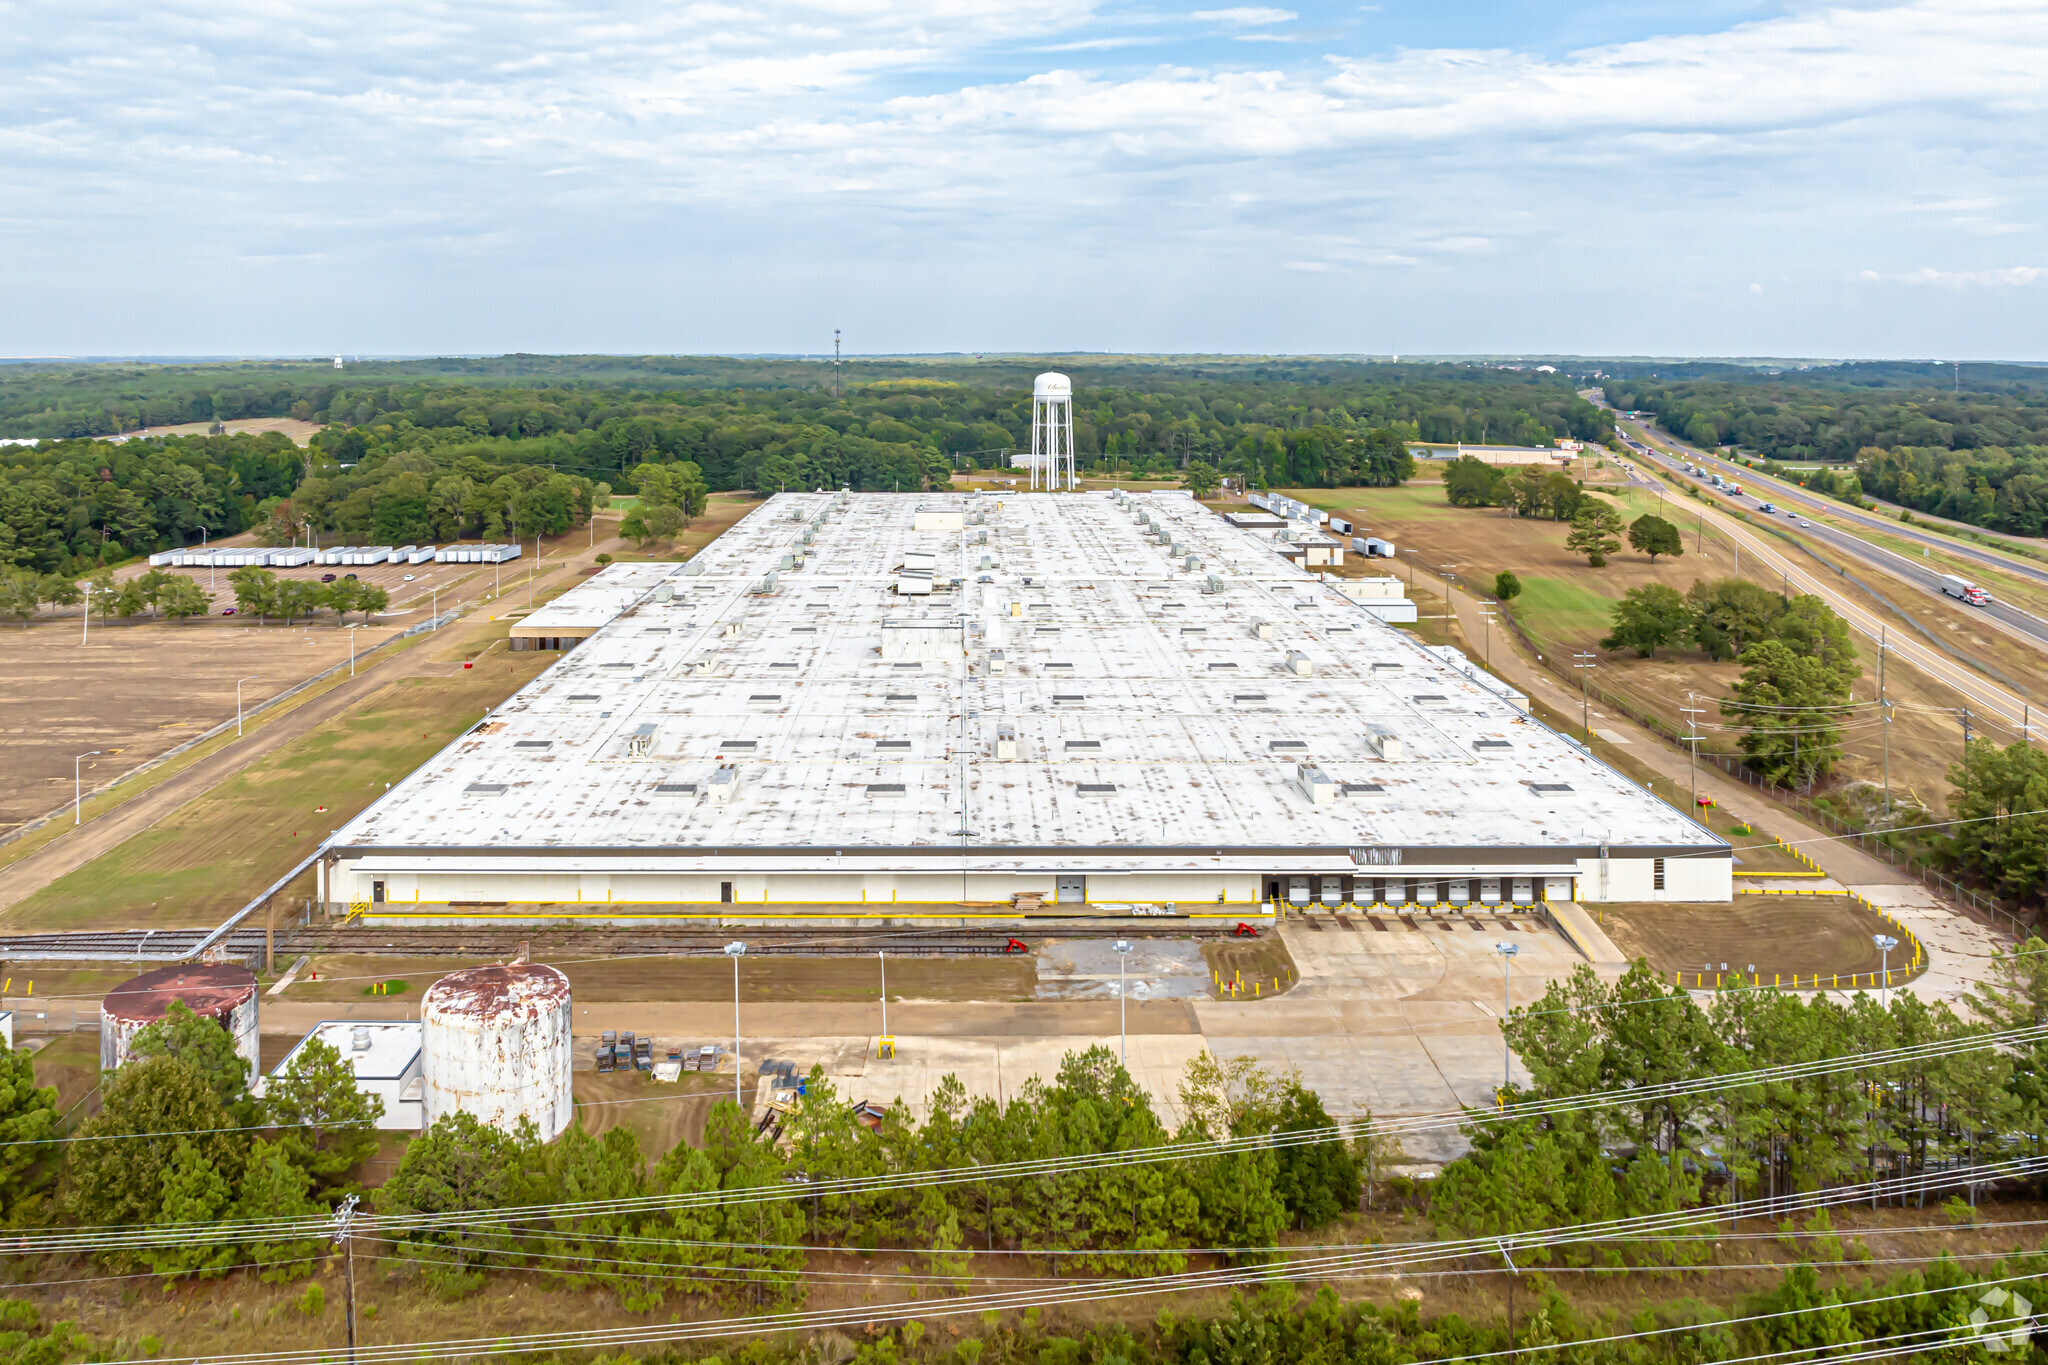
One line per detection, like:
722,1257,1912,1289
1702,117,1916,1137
2,0,2043,358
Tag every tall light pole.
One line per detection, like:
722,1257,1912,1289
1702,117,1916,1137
1874,933,1898,1006
236,675,258,736
346,625,361,676
1478,599,1498,668
1113,939,1134,1065
430,585,439,630
724,941,746,1110
1681,692,1704,816
75,750,101,824
1494,942,1519,1090
1572,652,1596,740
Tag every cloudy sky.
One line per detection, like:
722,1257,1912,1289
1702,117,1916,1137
3,0,2043,358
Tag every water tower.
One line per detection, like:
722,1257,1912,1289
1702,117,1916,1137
1029,372,1076,491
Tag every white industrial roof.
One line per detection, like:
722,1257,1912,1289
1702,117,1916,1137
328,492,1722,865
274,1020,423,1081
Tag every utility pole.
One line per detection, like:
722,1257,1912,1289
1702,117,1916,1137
1879,627,1891,815
1572,652,1596,740
332,1193,360,1365
1962,707,1974,749
1681,694,1704,815
1499,1240,1519,1365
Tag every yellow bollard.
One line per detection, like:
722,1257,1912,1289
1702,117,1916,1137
1716,973,1723,987
1774,973,1780,988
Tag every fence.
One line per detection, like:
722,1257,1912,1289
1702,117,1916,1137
1486,593,2033,941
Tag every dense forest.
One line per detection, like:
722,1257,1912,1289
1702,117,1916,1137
0,357,1611,576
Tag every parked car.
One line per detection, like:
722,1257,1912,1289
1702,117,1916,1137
343,572,358,580
320,572,337,583
402,573,416,581
220,607,236,615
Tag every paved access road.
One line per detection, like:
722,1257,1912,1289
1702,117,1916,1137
1610,417,2048,654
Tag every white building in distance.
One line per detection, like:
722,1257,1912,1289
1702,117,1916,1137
318,491,1728,915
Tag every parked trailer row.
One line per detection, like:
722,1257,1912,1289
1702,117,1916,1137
148,547,319,568
1350,536,1397,557
436,544,521,563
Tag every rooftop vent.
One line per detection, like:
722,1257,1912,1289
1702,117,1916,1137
567,693,601,703
1366,725,1404,761
1473,739,1512,751
1052,693,1085,705
1180,626,1207,636
642,627,670,635
1412,694,1447,704
791,626,816,634
1530,782,1573,794
771,661,798,670
352,1026,372,1052
876,740,911,750
866,783,908,798
719,739,758,751
1064,740,1101,751
465,782,509,796
1233,692,1268,704
892,662,922,670
601,661,633,669
1342,782,1385,795
1371,662,1402,671
513,740,553,750
654,782,698,796
702,765,743,805
886,692,918,702
749,693,782,703
1269,739,1307,751
1207,661,1238,671
1046,661,1074,670
1076,783,1117,797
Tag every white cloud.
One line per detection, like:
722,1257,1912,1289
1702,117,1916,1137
1855,266,2044,287
1190,7,1297,25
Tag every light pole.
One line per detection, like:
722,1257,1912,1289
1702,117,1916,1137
1572,652,1596,740
430,585,439,629
1113,939,1134,1065
1874,933,1898,1006
724,941,746,1110
1494,942,1519,1090
74,750,101,824
347,625,361,676
1681,692,1704,816
1478,599,1498,668
236,675,258,736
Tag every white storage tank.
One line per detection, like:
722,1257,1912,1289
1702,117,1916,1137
100,964,260,1078
421,963,572,1140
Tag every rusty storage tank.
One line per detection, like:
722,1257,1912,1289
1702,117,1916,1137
100,964,260,1076
420,963,572,1140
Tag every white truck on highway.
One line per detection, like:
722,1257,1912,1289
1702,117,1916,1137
1940,574,1991,606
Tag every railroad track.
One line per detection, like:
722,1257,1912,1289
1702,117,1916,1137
0,918,1255,963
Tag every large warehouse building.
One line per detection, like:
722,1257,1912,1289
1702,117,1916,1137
319,490,1729,916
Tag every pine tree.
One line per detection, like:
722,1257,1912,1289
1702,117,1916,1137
0,1046,59,1217
232,1140,324,1283
264,1035,380,1187
145,1139,237,1279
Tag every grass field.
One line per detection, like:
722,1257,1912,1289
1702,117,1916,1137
1322,479,1985,813
4,640,556,932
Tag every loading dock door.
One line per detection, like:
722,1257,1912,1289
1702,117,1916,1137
1287,876,1311,905
1056,874,1086,904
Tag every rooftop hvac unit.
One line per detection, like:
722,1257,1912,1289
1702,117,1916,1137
1185,555,1202,571
980,555,992,570
777,554,793,570
801,531,814,546
1366,725,1404,761
684,561,705,576
690,657,715,674
760,572,779,594
1254,621,1275,639
1287,652,1314,676
724,621,743,638
1169,541,1185,556
705,765,741,804
1204,575,1225,595
1296,764,1338,806
977,529,988,545
626,724,656,757
987,649,1006,675
995,724,1018,759
653,584,673,602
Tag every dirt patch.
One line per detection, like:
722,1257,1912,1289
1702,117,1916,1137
574,1068,737,1157
0,617,408,829
114,417,325,445
281,953,1038,1005
3,657,555,932
1201,930,1299,999
1602,895,1913,987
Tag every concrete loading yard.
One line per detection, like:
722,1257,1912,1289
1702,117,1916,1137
318,490,1728,920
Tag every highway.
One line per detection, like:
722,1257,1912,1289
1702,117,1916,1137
1606,417,2048,653
1609,411,2048,586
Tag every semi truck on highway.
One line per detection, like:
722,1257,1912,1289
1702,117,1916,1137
1941,575,1991,606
